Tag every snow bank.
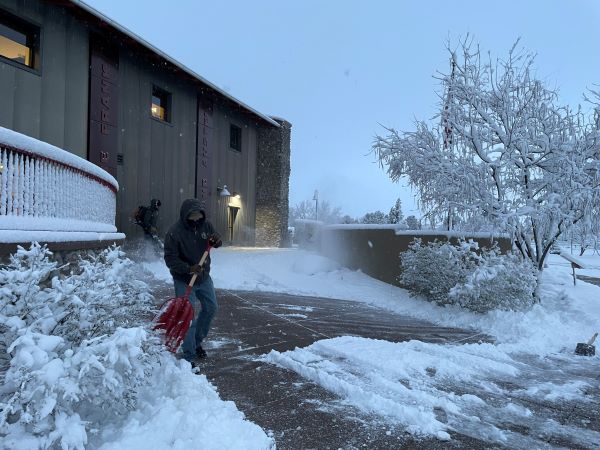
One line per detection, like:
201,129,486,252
98,355,273,450
262,336,599,447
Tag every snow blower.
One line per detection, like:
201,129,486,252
154,243,212,353
151,234,165,250
575,333,597,357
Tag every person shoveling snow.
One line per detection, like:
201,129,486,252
163,199,222,367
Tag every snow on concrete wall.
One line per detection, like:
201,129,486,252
320,226,512,286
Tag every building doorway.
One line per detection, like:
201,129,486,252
228,206,239,243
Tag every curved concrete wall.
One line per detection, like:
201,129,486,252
320,227,512,286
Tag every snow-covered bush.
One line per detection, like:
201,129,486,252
448,252,537,313
400,239,536,312
0,243,160,450
400,239,479,305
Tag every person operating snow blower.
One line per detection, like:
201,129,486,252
163,199,222,366
133,198,164,254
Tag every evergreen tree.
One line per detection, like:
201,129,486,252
406,215,420,230
361,211,388,224
388,198,403,224
341,215,358,224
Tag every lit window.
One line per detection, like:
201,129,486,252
0,12,39,69
230,124,241,151
151,86,171,122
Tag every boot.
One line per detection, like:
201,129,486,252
196,345,207,359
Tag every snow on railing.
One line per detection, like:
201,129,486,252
0,127,119,234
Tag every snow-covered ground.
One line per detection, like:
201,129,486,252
96,355,273,450
144,247,600,446
146,247,600,355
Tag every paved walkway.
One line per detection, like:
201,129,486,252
154,285,600,449
154,284,491,449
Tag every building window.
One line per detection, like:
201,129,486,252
230,124,242,152
0,11,40,70
151,86,171,122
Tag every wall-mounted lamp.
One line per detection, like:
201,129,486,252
217,185,231,197
233,192,241,199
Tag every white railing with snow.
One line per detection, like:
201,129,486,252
0,127,120,235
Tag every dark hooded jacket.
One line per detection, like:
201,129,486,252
164,199,221,284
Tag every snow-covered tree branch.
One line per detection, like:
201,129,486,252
374,39,600,271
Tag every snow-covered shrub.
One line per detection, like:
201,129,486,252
449,252,537,313
400,239,479,305
400,239,536,312
0,243,160,450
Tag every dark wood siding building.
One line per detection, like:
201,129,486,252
0,0,291,246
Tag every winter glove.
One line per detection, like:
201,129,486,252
189,264,205,275
208,234,222,248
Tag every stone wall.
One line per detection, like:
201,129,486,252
256,118,292,247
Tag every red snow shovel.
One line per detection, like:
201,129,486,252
154,243,212,353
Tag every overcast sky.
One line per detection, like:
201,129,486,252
85,0,600,219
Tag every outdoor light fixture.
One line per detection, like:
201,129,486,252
233,192,241,199
217,185,231,197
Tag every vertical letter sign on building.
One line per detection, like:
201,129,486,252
88,42,119,176
197,101,213,210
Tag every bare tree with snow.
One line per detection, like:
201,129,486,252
570,207,600,255
289,199,343,224
374,38,600,272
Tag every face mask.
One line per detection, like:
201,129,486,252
187,215,205,226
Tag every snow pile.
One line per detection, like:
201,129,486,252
0,244,273,450
262,336,600,447
98,355,273,450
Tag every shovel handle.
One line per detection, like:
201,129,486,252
187,244,213,288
